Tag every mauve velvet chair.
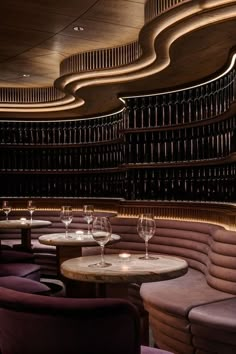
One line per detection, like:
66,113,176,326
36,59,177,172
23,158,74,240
0,287,173,354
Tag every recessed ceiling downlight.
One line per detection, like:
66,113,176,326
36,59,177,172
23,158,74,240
73,26,84,32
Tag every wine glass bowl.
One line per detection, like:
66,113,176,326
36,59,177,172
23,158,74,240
27,200,36,222
83,204,94,234
2,201,12,221
137,213,157,260
60,206,73,239
89,216,112,268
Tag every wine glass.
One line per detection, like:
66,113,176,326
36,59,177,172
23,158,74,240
83,204,94,234
27,200,36,222
137,214,157,260
60,206,73,239
2,200,12,221
89,216,112,268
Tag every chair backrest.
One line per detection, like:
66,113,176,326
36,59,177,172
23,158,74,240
0,287,141,354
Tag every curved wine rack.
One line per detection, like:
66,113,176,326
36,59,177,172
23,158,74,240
1,0,236,229
124,65,236,129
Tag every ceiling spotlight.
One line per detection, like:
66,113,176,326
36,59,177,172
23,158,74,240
73,26,84,32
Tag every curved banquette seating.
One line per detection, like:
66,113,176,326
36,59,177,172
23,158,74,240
0,286,172,354
1,210,236,353
84,217,236,354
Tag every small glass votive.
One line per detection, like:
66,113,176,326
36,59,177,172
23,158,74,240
119,252,131,261
75,230,84,240
20,218,27,224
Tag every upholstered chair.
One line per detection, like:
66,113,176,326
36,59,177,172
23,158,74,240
0,286,173,354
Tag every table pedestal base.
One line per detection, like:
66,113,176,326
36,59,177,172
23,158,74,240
12,229,32,252
57,245,82,271
63,278,97,298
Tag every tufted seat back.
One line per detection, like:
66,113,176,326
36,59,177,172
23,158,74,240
108,217,236,295
108,217,223,273
207,229,236,294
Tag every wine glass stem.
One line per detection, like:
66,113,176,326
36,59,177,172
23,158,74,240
88,222,90,234
6,213,8,221
145,240,149,259
100,245,105,265
30,212,33,222
65,224,68,238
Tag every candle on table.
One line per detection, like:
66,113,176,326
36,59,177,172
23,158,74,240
119,252,131,261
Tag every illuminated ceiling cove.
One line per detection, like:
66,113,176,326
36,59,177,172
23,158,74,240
0,0,236,120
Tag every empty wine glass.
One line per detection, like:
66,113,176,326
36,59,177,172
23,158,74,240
89,216,112,268
2,200,11,221
137,214,157,260
60,206,73,239
27,200,36,222
83,204,94,234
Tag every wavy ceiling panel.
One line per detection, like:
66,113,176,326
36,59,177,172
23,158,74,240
0,0,236,120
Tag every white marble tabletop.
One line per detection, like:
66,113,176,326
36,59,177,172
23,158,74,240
61,254,188,284
0,219,52,251
39,232,121,247
0,219,52,229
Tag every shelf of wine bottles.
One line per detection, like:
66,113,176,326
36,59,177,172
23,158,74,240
0,172,125,198
1,65,236,202
124,164,236,202
1,163,235,202
0,142,124,171
124,69,236,129
0,113,123,145
124,117,235,164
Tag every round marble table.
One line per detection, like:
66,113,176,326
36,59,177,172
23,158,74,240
39,232,121,274
61,253,188,284
61,253,188,344
61,254,188,297
0,219,52,251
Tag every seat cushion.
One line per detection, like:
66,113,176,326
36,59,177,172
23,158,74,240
140,269,235,317
0,276,51,295
189,297,236,347
0,263,41,281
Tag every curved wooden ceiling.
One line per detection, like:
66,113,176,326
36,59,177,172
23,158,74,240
0,0,145,87
0,0,236,120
